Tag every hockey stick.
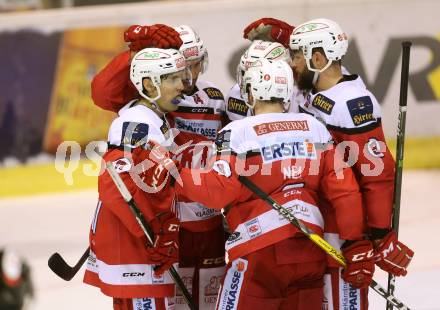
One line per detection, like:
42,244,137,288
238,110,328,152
105,163,196,310
48,247,90,281
386,41,412,310
238,176,410,310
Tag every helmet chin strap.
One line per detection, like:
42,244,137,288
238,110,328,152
306,58,333,86
139,82,167,116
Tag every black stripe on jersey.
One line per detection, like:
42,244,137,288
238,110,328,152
176,106,215,114
299,106,315,116
203,87,224,100
326,118,382,134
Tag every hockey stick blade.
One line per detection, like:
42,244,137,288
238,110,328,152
48,247,90,281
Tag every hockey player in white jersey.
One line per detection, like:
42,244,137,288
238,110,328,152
176,59,374,309
288,18,414,310
90,24,227,310
226,40,300,121
84,48,186,310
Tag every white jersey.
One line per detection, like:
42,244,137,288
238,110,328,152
225,83,301,121
299,75,380,130
167,79,226,232
108,100,170,148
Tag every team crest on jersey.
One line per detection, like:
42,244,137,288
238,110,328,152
228,97,249,116
311,94,335,115
203,87,224,100
215,130,232,152
347,96,375,126
121,122,149,148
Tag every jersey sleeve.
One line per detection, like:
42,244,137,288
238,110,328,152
319,144,365,240
91,50,138,112
99,149,172,238
327,97,395,230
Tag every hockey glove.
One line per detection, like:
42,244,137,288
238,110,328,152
132,140,180,193
243,17,294,48
146,212,180,276
124,24,183,52
341,240,375,289
374,230,414,276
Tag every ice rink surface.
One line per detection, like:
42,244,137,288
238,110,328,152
1,170,439,309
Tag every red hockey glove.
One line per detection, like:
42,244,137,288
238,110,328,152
341,240,375,289
243,17,294,48
374,231,414,276
146,212,180,276
133,141,181,191
124,24,183,52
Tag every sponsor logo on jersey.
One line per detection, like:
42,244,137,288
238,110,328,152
204,275,222,303
261,140,317,163
311,94,335,115
176,106,215,114
121,122,149,148
133,297,155,310
244,218,262,239
218,259,247,310
215,130,232,152
367,138,385,158
347,96,375,126
193,93,204,104
340,272,360,310
253,120,309,135
203,87,224,100
195,206,217,218
227,232,241,242
202,257,225,266
174,117,218,139
227,97,249,116
112,157,132,173
122,272,146,277
282,165,303,179
151,270,164,284
176,276,193,297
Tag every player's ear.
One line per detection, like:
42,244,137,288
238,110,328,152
142,78,158,97
311,49,326,70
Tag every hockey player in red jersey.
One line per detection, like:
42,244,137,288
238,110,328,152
83,47,187,310
286,18,414,309
90,24,227,309
176,59,374,309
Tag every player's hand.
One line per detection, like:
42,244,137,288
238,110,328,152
341,240,375,289
146,212,180,276
132,141,181,191
124,24,183,51
243,17,294,48
374,230,414,276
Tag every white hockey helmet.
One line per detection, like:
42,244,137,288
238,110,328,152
242,58,294,111
289,18,348,73
174,25,209,73
237,40,290,94
130,48,186,101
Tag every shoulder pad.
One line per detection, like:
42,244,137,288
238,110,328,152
203,87,224,100
120,122,149,148
227,97,249,116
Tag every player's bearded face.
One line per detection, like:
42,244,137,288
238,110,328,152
291,49,314,91
296,66,315,91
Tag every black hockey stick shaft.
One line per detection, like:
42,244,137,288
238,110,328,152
238,176,410,310
386,41,412,310
105,163,196,310
48,247,90,281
